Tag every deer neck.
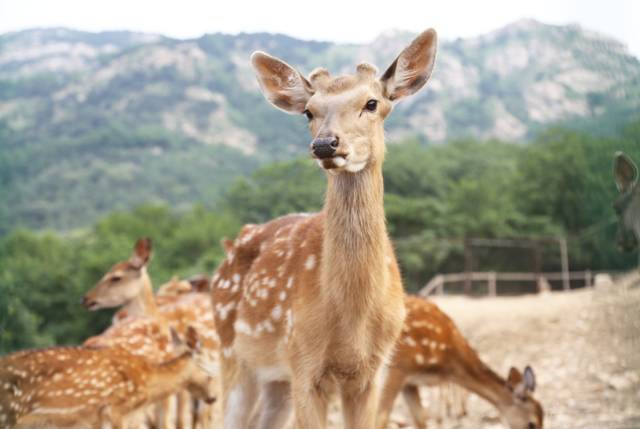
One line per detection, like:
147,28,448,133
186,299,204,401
146,354,192,401
122,268,160,320
321,161,388,311
455,358,516,415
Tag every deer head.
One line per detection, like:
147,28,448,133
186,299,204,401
613,152,639,252
82,237,153,310
250,29,437,174
503,366,543,429
170,326,218,405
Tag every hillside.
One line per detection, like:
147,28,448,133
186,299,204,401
1,20,639,231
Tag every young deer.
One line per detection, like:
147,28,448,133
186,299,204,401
613,152,639,254
211,29,438,429
82,238,219,429
0,327,216,429
377,296,544,429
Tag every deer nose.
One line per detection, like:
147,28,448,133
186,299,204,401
81,296,96,308
311,137,339,159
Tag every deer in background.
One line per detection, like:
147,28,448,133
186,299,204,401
377,296,543,429
211,29,438,429
81,238,219,429
0,326,216,429
613,152,639,256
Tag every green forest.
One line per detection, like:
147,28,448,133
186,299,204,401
1,122,639,354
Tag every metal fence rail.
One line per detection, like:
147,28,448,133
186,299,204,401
419,270,598,297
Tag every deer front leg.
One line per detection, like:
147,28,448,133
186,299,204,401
251,380,292,429
290,375,329,429
375,367,407,429
402,384,428,429
341,369,383,429
221,359,258,429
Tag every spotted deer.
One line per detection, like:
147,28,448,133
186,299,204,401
377,296,544,429
613,152,639,255
155,276,221,429
0,326,216,429
211,29,438,429
81,238,219,428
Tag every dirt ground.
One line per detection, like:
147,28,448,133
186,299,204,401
326,271,640,429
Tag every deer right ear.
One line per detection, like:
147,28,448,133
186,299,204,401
614,152,638,193
130,237,152,269
250,51,313,114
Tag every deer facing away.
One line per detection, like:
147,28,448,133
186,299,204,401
211,29,438,429
377,296,544,429
0,326,216,429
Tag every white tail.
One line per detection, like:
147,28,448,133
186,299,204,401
377,296,544,429
212,29,437,429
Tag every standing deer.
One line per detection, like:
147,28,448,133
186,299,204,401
613,152,639,254
0,327,216,429
377,296,544,429
211,29,438,429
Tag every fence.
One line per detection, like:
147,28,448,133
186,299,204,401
418,270,597,297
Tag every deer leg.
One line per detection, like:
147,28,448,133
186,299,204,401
290,377,329,429
176,391,192,429
252,381,292,429
402,384,428,429
341,370,383,429
222,361,258,429
375,367,406,429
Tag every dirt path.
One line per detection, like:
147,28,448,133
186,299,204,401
370,272,640,429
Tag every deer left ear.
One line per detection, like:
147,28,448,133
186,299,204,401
381,28,437,102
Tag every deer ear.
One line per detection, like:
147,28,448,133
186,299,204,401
614,152,638,193
185,326,201,353
221,238,234,254
523,366,536,392
381,29,437,102
506,366,523,390
251,51,313,114
170,327,183,349
188,275,210,293
130,237,152,269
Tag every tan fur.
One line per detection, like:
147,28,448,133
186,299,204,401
82,239,219,429
212,30,438,429
377,296,544,429
0,337,216,429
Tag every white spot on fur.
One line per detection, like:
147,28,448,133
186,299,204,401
271,305,282,321
415,354,425,365
304,255,316,270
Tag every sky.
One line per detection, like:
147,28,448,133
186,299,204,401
1,0,638,56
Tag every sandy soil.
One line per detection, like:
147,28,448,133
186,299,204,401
345,271,640,429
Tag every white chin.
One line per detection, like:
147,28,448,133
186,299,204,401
345,161,366,173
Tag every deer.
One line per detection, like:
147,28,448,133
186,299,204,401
81,238,219,429
0,326,217,429
211,29,438,429
613,152,639,256
376,295,544,429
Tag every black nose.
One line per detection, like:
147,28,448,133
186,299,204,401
311,137,339,159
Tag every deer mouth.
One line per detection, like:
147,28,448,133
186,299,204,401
81,296,99,310
316,155,347,170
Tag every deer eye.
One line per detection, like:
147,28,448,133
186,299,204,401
303,109,313,121
110,276,122,283
364,99,378,112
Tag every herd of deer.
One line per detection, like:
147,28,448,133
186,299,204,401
1,28,638,429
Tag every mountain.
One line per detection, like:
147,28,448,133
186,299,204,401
1,21,639,231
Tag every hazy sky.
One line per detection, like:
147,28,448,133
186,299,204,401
1,0,638,56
